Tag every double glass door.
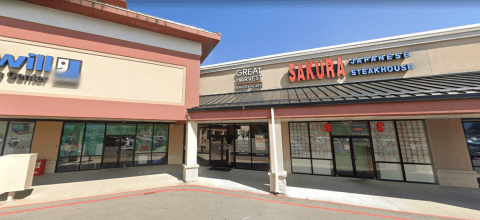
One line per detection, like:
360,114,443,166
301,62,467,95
210,135,234,168
333,137,375,178
102,136,135,168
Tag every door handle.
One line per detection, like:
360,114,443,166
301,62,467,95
353,155,356,160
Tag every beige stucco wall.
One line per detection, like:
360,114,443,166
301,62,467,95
425,118,479,188
200,36,480,95
425,119,472,171
281,122,291,173
0,37,185,105
30,121,63,173
168,124,184,165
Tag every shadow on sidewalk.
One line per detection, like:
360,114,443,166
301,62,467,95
198,166,270,193
286,173,480,211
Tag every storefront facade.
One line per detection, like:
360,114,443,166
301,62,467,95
0,0,220,173
191,23,480,191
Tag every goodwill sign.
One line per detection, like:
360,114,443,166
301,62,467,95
0,52,82,85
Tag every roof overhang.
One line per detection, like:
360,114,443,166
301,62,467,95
19,0,221,63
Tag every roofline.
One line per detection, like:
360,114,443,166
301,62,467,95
89,0,219,36
20,0,221,63
188,94,480,113
200,23,480,73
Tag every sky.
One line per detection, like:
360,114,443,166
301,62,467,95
127,0,480,66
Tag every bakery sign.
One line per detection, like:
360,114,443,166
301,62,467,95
288,51,413,82
235,67,262,90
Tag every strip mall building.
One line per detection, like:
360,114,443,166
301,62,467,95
1,0,479,193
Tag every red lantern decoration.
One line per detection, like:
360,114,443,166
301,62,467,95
325,123,331,132
377,122,385,132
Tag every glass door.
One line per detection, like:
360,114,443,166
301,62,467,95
333,137,375,179
333,138,354,177
352,138,375,179
102,136,134,168
210,135,222,166
118,136,134,167
223,135,234,168
102,136,120,168
210,135,234,168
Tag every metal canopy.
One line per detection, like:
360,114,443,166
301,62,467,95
190,72,480,112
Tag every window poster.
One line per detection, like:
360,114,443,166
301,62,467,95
82,124,106,156
2,122,36,155
235,126,250,153
106,124,136,135
139,154,148,165
254,135,266,151
59,123,85,157
153,124,169,153
136,124,153,152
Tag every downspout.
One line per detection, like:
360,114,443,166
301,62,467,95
270,108,279,194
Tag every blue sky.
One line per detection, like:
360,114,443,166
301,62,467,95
128,1,480,66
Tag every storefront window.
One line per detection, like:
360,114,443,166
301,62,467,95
152,124,168,165
290,123,312,173
57,123,85,172
135,124,153,166
2,121,35,156
462,121,480,171
251,124,269,171
197,125,210,166
57,122,169,172
396,120,435,183
106,124,136,136
370,121,403,181
289,120,436,184
153,124,168,153
0,121,8,155
80,123,106,170
235,124,251,169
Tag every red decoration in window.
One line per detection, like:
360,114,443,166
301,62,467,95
377,122,385,132
325,123,331,132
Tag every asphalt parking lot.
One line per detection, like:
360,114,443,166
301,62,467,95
0,186,465,220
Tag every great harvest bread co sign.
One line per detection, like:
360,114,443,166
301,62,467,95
235,67,262,90
288,51,413,82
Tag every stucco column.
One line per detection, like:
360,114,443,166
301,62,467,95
268,115,287,194
183,120,199,182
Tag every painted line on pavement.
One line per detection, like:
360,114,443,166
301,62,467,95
0,185,471,220
0,188,454,220
184,185,471,220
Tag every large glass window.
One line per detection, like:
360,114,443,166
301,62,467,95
57,123,86,172
197,125,210,166
56,122,169,172
289,120,436,184
196,123,269,171
135,124,153,166
1,121,36,156
0,121,9,155
396,120,435,183
289,122,334,175
462,121,480,171
370,121,403,181
80,123,106,170
251,124,269,171
235,124,251,169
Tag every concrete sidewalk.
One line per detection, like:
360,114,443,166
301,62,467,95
1,165,479,219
